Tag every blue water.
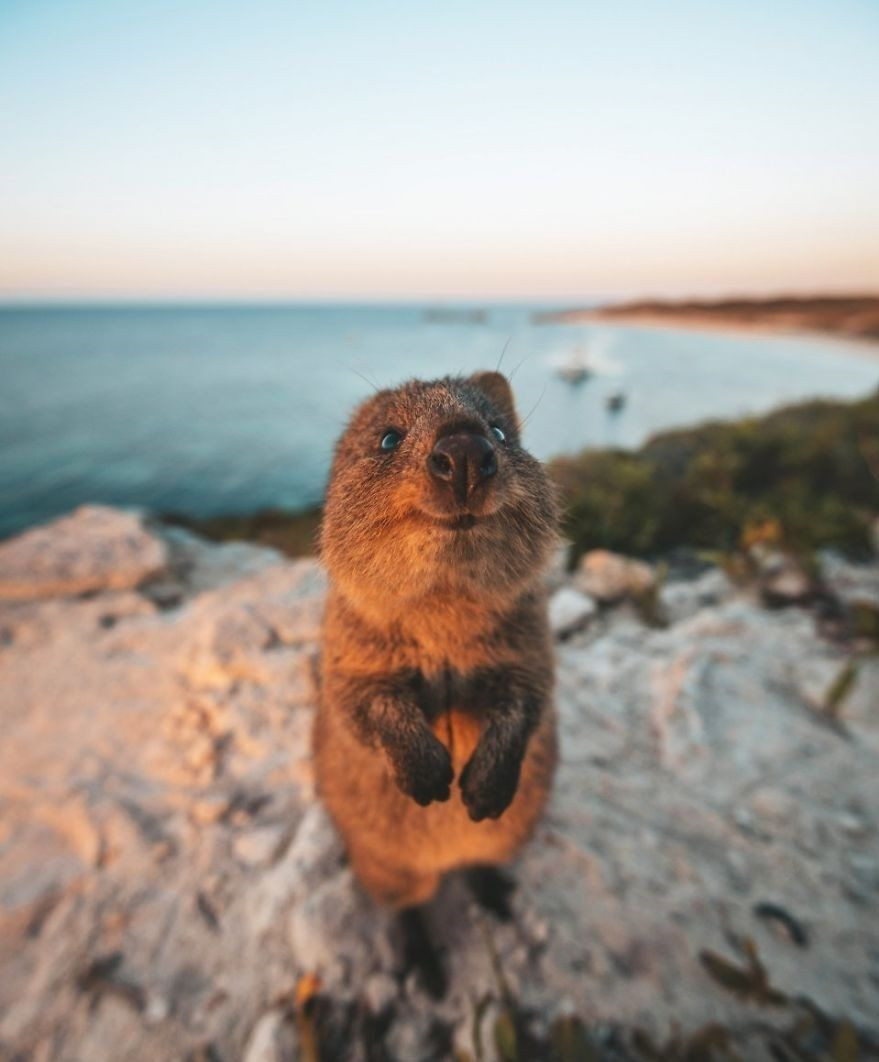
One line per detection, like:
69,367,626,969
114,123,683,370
1,303,877,538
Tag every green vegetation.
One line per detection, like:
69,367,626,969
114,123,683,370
550,390,879,566
162,506,322,557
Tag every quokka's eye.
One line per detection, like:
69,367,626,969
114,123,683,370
380,429,403,452
490,424,506,445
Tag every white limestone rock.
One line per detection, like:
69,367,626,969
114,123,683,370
574,549,655,603
0,505,168,600
549,585,597,637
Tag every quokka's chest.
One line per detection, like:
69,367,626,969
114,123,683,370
415,667,493,771
431,708,483,773
396,611,515,678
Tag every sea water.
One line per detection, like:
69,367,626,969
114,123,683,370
1,303,877,537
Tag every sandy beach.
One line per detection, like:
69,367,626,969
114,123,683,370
536,295,879,346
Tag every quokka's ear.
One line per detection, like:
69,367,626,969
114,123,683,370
470,371,518,428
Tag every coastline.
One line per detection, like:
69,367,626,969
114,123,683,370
549,311,879,350
535,294,879,350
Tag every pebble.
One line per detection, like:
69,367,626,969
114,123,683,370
233,825,286,867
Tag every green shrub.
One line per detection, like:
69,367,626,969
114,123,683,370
163,507,323,557
550,391,879,565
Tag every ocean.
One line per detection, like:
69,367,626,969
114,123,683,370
1,303,877,538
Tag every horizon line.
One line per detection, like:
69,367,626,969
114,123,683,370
2,287,877,309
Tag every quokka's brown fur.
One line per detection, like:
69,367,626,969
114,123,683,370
314,371,558,908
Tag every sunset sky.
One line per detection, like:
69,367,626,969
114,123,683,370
1,0,878,301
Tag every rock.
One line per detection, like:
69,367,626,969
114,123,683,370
234,825,288,867
835,810,869,838
190,795,231,825
818,550,879,612
750,546,812,606
0,506,168,600
574,549,655,603
247,805,342,935
659,568,733,625
242,1010,298,1062
762,565,812,606
544,541,573,593
286,869,395,988
161,525,286,596
143,993,170,1024
175,559,325,691
764,564,811,607
2,507,879,1058
548,586,597,637
847,854,879,897
363,971,398,1015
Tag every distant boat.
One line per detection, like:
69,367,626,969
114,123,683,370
606,391,626,412
556,347,593,385
423,307,487,324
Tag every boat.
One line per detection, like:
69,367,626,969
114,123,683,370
556,347,593,385
423,307,487,324
606,391,627,412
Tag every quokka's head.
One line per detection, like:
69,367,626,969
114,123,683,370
321,372,558,606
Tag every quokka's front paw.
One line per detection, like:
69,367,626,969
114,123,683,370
391,730,454,807
459,743,522,822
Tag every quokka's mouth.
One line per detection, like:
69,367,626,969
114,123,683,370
417,497,503,530
431,513,478,531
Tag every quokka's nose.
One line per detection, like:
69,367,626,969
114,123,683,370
428,432,497,503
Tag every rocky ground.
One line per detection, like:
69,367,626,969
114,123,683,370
1,507,878,1061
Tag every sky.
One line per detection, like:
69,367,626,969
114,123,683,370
1,0,878,302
